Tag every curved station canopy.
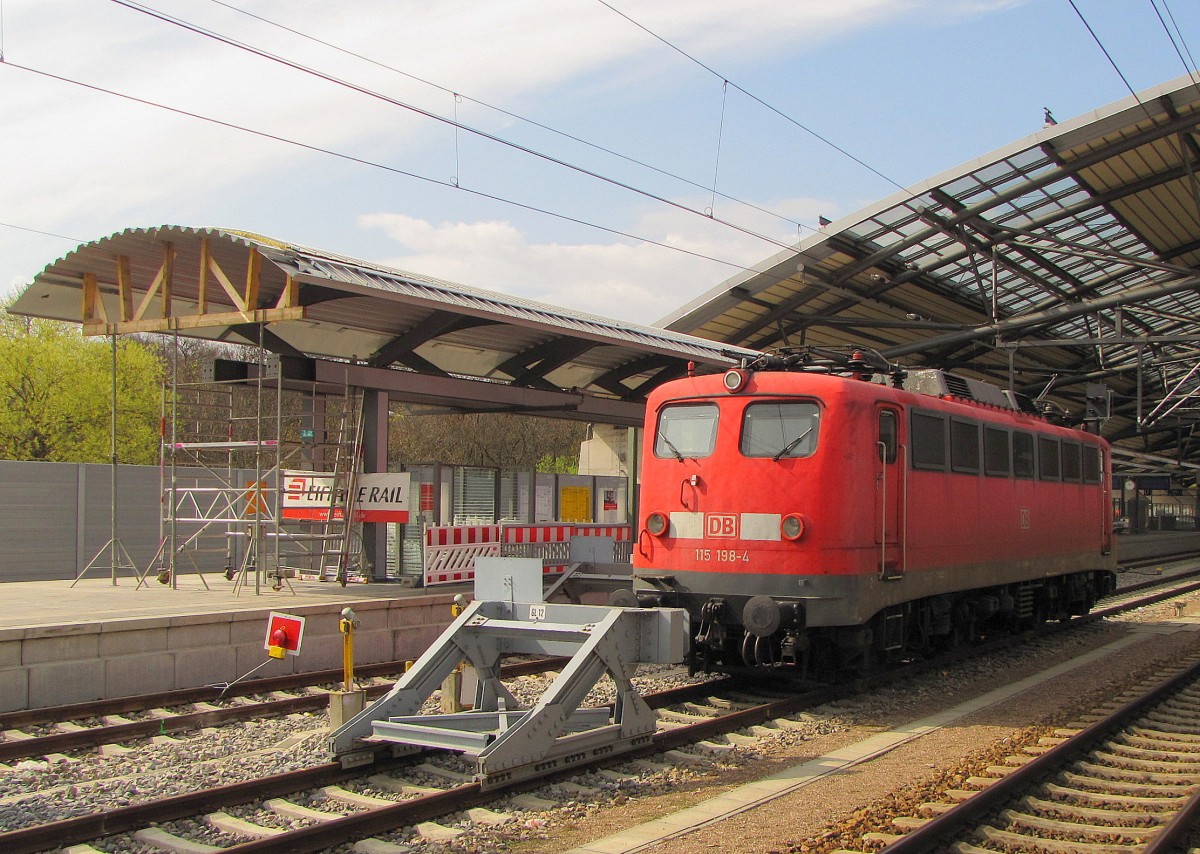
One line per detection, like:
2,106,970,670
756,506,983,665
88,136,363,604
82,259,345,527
10,75,1200,475
664,74,1200,475
12,225,757,427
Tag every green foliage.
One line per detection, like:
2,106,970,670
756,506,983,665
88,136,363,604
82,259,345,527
536,453,578,474
0,308,163,464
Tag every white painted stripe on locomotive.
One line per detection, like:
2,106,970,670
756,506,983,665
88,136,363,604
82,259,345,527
739,513,782,540
668,512,704,539
666,511,782,540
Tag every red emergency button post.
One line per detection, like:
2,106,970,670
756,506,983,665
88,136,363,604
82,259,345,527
264,612,306,660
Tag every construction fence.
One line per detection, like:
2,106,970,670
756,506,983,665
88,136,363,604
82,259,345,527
0,460,630,584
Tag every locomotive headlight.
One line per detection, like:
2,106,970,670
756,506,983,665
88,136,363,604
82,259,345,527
781,513,805,541
646,512,669,536
722,368,749,393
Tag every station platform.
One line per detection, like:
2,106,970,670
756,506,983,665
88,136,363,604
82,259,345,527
1115,530,1200,563
0,574,469,713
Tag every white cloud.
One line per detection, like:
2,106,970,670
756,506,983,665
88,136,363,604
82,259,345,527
358,194,834,322
0,0,1030,307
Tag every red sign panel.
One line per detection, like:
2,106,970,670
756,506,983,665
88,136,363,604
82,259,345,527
263,612,306,656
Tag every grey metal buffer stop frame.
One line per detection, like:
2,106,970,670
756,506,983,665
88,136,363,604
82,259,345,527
328,558,689,789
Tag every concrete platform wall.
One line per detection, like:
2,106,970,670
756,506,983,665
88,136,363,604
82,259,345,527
0,593,458,712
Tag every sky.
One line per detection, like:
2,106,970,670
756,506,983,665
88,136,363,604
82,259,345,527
2,0,1199,324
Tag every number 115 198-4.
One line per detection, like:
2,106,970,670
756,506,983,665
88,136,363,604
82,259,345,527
695,549,749,563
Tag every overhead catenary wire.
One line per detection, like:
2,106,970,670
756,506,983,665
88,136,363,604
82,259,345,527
594,0,907,193
0,220,85,244
108,0,799,256
199,0,818,236
1151,0,1200,91
0,60,782,278
709,80,729,218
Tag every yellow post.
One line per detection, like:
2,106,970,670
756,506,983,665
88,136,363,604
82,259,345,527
339,609,356,692
328,606,364,731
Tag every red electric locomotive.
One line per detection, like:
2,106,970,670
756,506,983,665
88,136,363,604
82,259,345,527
624,349,1117,674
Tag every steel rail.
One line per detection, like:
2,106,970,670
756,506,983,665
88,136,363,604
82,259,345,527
0,758,389,854
0,679,731,854
0,655,568,731
877,657,1200,853
0,657,569,763
6,562,1200,851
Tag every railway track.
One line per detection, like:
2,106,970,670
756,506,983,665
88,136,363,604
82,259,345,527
3,552,1192,768
4,562,1200,852
5,567,1199,854
5,559,1193,768
0,677,744,854
0,657,566,765
829,654,1200,853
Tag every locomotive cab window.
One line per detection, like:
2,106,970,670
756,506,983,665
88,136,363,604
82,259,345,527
877,410,898,464
741,401,820,459
911,410,947,470
1062,442,1082,482
1038,437,1061,481
950,418,980,474
1082,445,1101,483
654,403,719,460
984,426,1010,476
1013,431,1035,479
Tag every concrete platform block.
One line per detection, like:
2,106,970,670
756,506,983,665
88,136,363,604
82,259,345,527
0,640,19,668
174,646,237,689
23,622,100,640
106,652,175,697
353,605,391,633
295,639,343,672
350,629,392,663
296,612,341,639
230,613,279,644
99,626,169,658
22,633,100,665
0,668,29,712
167,621,231,650
28,659,104,707
394,625,443,661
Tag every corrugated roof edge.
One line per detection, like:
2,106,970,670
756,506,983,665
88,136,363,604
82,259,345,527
656,70,1200,334
24,224,761,364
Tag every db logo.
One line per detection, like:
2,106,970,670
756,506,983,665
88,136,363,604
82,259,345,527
705,513,739,538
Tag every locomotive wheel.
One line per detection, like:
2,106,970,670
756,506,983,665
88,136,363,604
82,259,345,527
936,599,971,650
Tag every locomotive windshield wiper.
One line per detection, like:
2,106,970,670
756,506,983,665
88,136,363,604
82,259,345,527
772,426,813,461
658,433,686,462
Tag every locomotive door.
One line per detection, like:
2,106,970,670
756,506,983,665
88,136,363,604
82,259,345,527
874,406,905,579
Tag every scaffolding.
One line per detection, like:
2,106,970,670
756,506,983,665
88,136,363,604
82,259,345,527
153,336,368,594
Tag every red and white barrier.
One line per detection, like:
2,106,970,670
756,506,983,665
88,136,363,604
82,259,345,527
422,525,501,586
422,523,633,586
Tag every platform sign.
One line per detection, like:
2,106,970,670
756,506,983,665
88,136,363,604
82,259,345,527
264,612,306,657
281,471,410,522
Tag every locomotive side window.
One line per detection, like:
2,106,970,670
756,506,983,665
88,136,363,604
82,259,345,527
877,410,897,464
910,410,946,470
1082,445,1101,483
1038,437,1061,481
984,426,1010,476
655,403,719,460
1013,431,1035,478
950,418,980,473
1062,442,1082,482
741,402,820,459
